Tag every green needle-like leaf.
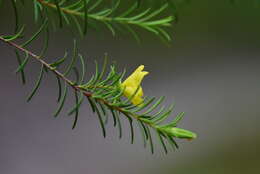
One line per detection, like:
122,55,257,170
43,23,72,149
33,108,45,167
56,75,62,102
27,64,44,102
54,83,68,117
64,40,78,76
21,19,48,47
11,0,19,32
15,52,29,73
115,111,123,139
14,51,26,84
68,92,84,116
50,52,68,68
156,131,168,154
4,26,25,42
1,0,197,154
94,101,106,137
54,0,63,27
137,120,147,147
146,125,154,154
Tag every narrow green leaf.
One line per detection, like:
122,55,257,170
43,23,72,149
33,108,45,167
71,15,84,37
80,75,94,89
123,24,141,43
120,2,138,17
64,40,77,76
109,88,124,102
67,0,83,9
102,89,119,100
137,120,147,148
157,27,171,41
92,60,100,85
166,0,178,22
56,75,62,102
34,0,41,22
150,106,165,120
92,88,107,98
90,8,112,17
39,27,50,58
110,109,117,127
14,51,26,84
94,102,106,137
61,11,70,25
78,54,86,84
88,0,102,12
98,54,108,82
156,131,168,154
21,19,48,47
87,96,96,113
153,104,174,124
68,92,84,116
130,8,151,20
115,111,122,138
142,26,159,35
4,25,25,41
71,91,81,129
27,64,44,102
97,102,108,124
146,125,154,154
164,112,185,127
15,52,29,73
139,4,168,22
11,0,19,32
98,68,116,85
59,0,67,6
142,96,165,115
125,115,134,144
103,22,116,36
73,67,80,84
54,83,68,117
54,0,63,27
166,134,179,149
132,97,156,112
109,69,126,86
50,52,68,68
143,16,173,26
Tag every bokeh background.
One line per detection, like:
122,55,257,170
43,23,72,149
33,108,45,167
1,0,260,174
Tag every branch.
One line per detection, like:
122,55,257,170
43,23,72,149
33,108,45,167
0,35,196,154
0,36,161,128
35,0,174,41
0,36,90,96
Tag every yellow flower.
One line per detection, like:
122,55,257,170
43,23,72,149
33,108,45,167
121,65,149,106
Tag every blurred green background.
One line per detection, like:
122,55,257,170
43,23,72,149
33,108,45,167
0,0,260,174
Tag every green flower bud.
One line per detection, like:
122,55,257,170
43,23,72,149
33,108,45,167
158,126,197,140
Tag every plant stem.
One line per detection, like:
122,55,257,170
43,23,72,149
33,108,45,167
0,36,91,96
0,36,155,128
36,0,173,27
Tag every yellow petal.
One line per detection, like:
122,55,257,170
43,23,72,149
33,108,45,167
121,65,148,106
122,65,148,87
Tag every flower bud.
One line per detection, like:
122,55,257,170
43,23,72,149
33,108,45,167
158,126,197,140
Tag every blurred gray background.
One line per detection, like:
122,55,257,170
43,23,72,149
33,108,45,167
1,0,260,174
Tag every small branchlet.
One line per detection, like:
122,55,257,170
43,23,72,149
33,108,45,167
33,0,175,41
0,25,196,153
0,0,197,154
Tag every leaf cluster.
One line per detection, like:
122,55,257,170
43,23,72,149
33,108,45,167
30,0,177,41
0,0,196,154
